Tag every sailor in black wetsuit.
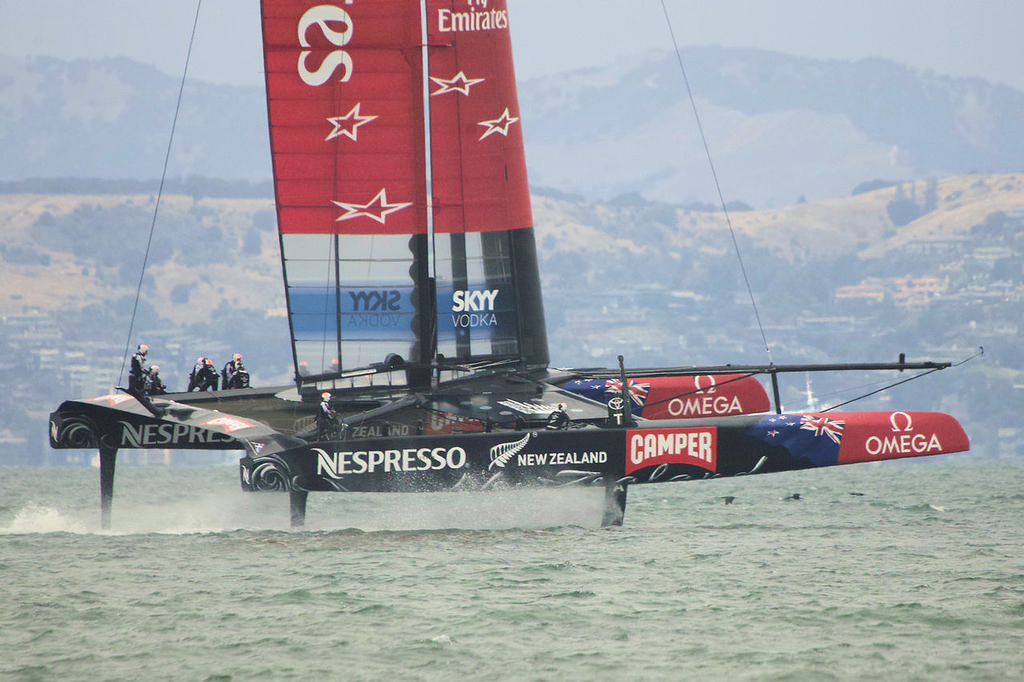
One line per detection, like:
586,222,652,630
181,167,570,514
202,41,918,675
222,352,246,389
129,344,149,394
545,402,570,430
147,365,167,395
200,358,219,391
316,392,338,440
187,357,205,392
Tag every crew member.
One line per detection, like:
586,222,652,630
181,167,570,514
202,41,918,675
201,357,219,391
147,365,167,395
187,357,206,392
222,352,245,389
545,402,570,430
316,391,338,440
129,344,149,394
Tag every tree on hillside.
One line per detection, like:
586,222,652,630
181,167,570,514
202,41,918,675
886,183,921,226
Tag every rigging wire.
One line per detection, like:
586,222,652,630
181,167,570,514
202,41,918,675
118,0,204,386
821,367,948,412
659,0,773,365
818,347,983,411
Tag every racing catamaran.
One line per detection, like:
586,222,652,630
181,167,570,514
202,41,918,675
48,0,969,528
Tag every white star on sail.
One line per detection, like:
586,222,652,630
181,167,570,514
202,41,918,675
333,189,412,224
326,103,377,142
477,108,519,140
430,71,485,96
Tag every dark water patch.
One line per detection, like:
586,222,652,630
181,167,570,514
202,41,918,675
350,602,392,615
4,665,53,681
265,588,316,604
542,590,598,599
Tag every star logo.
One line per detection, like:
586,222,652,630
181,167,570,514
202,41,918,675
430,71,485,96
477,108,519,140
326,103,377,142
333,189,412,224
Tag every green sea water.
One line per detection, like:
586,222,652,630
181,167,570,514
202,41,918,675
1,456,1022,681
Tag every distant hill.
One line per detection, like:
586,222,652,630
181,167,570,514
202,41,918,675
4,174,1022,321
2,50,1023,206
519,48,1024,205
0,192,282,323
0,55,270,182
2,179,1022,462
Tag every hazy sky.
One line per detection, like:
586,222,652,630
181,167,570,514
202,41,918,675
3,0,1023,90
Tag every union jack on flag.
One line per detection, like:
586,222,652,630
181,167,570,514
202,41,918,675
799,415,845,444
604,379,651,407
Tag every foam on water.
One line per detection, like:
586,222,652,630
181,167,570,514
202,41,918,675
4,501,89,534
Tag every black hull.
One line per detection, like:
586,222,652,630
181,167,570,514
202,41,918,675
239,416,835,495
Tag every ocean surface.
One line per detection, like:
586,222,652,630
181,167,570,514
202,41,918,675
1,455,1022,681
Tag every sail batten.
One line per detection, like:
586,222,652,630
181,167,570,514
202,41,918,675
262,0,547,380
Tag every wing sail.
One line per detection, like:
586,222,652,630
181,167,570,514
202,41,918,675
261,0,547,380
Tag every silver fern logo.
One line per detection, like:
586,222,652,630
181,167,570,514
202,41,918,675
489,432,533,469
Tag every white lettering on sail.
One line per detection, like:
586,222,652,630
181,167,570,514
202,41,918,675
452,289,499,328
298,5,354,86
452,313,497,328
452,289,499,312
437,4,509,33
346,313,405,328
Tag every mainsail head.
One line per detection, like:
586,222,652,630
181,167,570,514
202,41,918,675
262,0,548,385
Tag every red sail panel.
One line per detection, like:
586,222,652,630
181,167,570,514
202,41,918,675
425,0,532,234
262,0,428,235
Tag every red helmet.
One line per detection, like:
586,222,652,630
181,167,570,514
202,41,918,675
233,352,242,361
321,392,331,400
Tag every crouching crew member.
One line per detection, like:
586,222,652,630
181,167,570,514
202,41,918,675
545,402,570,430
147,365,167,395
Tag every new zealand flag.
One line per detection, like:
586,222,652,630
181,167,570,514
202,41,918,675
746,414,845,467
559,378,649,416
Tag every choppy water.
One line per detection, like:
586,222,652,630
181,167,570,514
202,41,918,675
2,456,1023,681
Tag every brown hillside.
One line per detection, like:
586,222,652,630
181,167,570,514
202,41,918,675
2,174,1022,319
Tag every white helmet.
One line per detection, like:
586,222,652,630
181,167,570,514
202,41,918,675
321,392,331,400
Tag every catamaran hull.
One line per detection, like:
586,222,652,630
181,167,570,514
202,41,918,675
239,412,969,496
